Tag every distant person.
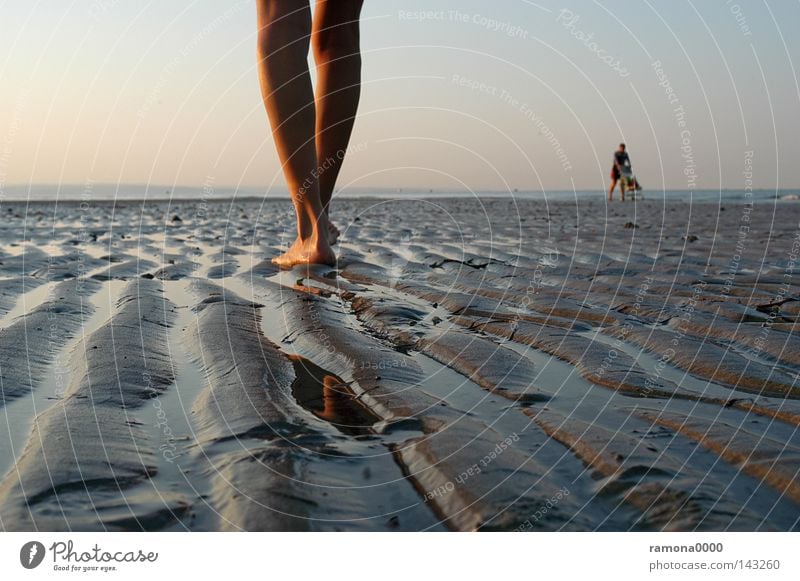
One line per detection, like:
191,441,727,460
608,143,632,201
257,0,363,267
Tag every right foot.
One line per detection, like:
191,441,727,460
272,235,336,268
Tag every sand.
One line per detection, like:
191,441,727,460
0,196,798,531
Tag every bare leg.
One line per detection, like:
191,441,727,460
257,0,335,267
608,178,617,201
312,0,364,244
620,179,626,202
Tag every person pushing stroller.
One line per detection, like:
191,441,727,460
608,143,639,201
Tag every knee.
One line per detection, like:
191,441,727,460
313,19,361,62
257,1,311,49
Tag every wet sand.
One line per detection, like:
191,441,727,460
0,197,799,531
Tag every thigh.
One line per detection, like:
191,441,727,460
257,0,311,29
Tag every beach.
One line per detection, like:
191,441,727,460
0,196,798,531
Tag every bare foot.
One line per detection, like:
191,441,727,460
272,235,336,268
327,221,341,245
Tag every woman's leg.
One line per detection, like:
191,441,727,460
312,0,364,242
608,177,617,201
257,0,335,267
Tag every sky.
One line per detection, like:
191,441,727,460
1,0,799,195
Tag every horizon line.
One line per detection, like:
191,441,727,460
2,183,796,194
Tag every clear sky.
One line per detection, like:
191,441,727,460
1,0,798,194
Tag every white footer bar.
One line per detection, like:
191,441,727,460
1,532,796,580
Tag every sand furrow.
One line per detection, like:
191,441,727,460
427,267,627,327
341,262,586,330
606,325,800,399
416,330,550,403
527,409,757,530
0,246,51,277
634,410,800,505
691,300,776,324
0,276,45,317
90,258,157,281
207,259,238,279
0,278,181,530
455,316,691,399
243,277,576,530
185,281,441,531
29,252,112,282
665,312,800,369
0,279,99,407
150,261,200,281
292,272,552,405
185,281,312,530
347,292,552,403
335,264,720,405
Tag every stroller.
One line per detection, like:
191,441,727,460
620,166,644,200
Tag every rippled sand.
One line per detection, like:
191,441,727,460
0,197,798,531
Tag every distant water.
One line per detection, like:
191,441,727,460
0,183,796,203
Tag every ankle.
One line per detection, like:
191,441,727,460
296,228,327,247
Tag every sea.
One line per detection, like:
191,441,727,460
0,184,796,203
